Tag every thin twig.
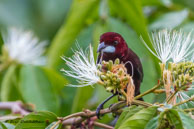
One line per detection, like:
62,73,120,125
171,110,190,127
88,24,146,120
93,122,114,129
184,108,194,112
166,91,177,103
0,101,31,116
174,96,194,106
134,84,161,100
153,89,165,94
62,112,85,121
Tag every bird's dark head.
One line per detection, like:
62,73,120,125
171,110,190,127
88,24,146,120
97,32,128,56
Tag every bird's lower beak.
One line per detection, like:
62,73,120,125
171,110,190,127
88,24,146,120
97,42,115,53
97,42,106,53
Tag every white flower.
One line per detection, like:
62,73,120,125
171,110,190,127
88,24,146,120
171,30,194,63
2,28,47,65
142,29,194,64
61,45,100,87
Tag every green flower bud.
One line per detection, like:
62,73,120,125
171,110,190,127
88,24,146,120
97,64,102,70
168,62,173,70
118,69,123,75
115,58,120,64
100,75,107,80
106,87,114,92
108,60,113,70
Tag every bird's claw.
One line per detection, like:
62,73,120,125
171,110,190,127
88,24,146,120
96,104,104,119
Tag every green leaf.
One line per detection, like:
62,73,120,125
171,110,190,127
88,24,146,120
149,9,189,30
0,122,8,129
173,0,194,11
0,121,15,129
145,110,168,129
118,106,158,129
178,111,194,129
41,67,68,94
109,0,153,49
166,109,183,128
115,106,144,129
92,21,110,59
142,0,163,6
71,86,94,113
148,109,194,129
15,111,57,129
0,32,3,54
180,22,194,32
47,0,100,68
20,65,60,114
144,115,160,129
0,64,23,101
60,24,94,115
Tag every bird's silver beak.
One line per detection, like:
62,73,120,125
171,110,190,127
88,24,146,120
97,42,106,53
97,42,115,53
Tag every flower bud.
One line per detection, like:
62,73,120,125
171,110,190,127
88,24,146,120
115,58,120,64
108,60,113,70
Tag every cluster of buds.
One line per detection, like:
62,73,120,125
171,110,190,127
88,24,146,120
98,58,135,104
165,62,193,89
171,62,193,90
160,61,194,105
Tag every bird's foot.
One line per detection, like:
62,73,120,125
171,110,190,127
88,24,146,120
96,104,104,119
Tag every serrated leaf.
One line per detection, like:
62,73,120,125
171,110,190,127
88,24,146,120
20,65,60,114
0,64,23,101
115,105,144,129
118,106,158,129
15,111,57,129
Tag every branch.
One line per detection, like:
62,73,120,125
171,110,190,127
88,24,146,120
0,101,32,116
50,100,152,129
93,122,114,129
174,96,194,107
184,108,194,112
166,91,177,103
134,84,161,100
153,89,165,94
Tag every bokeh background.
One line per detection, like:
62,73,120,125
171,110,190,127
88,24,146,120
0,0,193,124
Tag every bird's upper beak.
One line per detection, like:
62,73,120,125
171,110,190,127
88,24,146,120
97,42,106,52
97,42,116,53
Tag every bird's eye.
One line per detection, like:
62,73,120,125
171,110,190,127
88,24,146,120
113,40,119,45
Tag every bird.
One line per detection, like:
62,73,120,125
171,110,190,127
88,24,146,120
96,32,144,118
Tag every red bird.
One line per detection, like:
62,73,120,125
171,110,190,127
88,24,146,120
96,32,144,118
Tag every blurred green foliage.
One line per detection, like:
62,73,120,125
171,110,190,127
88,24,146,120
0,0,193,127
